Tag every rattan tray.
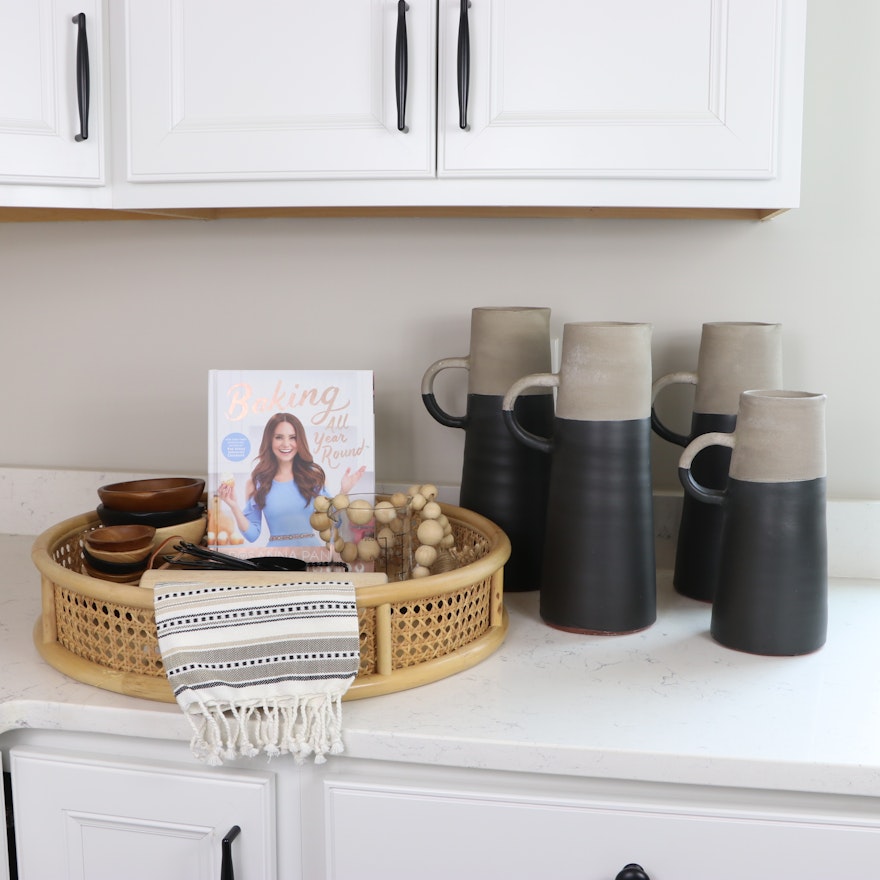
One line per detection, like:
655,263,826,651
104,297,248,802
31,501,510,702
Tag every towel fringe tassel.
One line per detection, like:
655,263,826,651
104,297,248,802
185,693,345,765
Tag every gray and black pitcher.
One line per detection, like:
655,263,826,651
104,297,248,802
421,307,554,592
679,390,828,656
651,322,783,602
503,322,656,633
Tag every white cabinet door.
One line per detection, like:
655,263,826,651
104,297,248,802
0,0,104,187
123,0,436,182
10,747,276,880
304,761,880,880
438,0,803,189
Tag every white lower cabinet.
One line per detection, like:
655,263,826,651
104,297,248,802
300,758,880,880
7,739,880,879
9,744,276,880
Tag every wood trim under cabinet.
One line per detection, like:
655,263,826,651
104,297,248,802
0,205,787,223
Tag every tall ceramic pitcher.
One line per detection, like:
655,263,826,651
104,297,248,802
503,322,656,633
679,390,827,655
651,322,783,602
421,307,554,592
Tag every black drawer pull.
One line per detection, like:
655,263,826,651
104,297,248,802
395,1,409,131
615,864,651,880
457,0,470,129
71,13,90,141
220,825,240,880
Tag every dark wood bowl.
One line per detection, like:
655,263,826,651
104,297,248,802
97,477,205,513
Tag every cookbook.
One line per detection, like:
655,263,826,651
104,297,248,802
207,369,376,565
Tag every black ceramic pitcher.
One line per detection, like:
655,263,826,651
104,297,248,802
421,307,554,591
503,322,656,633
652,322,783,602
679,389,827,655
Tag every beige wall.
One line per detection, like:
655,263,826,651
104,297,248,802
1,0,877,499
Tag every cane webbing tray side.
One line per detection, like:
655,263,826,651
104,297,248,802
32,503,510,702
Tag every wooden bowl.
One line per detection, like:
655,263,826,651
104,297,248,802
97,478,205,513
96,503,205,528
81,559,146,584
83,524,156,552
82,543,154,565
153,515,208,549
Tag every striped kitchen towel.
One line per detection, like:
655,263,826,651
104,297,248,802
151,574,360,766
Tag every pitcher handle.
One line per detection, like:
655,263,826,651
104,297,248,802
651,371,697,447
502,372,557,454
678,431,736,506
421,357,470,428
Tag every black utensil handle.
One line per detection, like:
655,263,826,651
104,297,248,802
395,1,408,131
72,13,90,142
615,865,651,880
220,825,240,880
457,0,470,129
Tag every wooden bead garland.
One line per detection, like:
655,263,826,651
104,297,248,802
311,483,457,577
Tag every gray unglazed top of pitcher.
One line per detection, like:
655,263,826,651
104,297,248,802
556,322,653,421
695,322,783,415
729,389,827,482
468,306,553,396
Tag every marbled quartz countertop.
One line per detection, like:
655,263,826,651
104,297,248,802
3,531,880,798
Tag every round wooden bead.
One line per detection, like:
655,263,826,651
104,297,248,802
332,493,350,511
357,537,381,561
422,501,442,520
347,499,374,525
417,519,444,546
309,511,333,531
414,544,437,567
374,500,397,524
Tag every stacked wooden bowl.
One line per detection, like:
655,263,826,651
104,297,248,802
90,478,208,580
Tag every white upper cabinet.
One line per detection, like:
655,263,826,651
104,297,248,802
122,0,436,182
0,0,105,202
437,0,806,210
1,0,806,214
440,0,793,181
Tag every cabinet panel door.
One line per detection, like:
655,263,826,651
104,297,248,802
0,0,103,185
10,748,275,880
439,0,800,182
320,779,880,880
124,0,436,181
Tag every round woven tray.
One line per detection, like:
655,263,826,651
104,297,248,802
31,501,510,702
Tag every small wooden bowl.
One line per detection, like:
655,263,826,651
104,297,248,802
84,524,156,553
153,515,208,549
82,543,154,565
81,559,146,584
97,477,205,513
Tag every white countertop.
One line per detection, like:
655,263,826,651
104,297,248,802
3,531,880,799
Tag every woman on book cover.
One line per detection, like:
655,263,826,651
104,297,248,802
217,411,365,547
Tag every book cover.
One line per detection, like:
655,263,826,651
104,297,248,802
207,369,375,566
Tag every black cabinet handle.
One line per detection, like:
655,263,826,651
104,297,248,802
71,12,89,142
457,0,470,129
395,1,408,131
615,864,651,880
220,825,240,880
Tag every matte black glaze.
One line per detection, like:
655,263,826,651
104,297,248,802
709,477,828,656
424,391,554,592
539,418,656,634
671,412,736,602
